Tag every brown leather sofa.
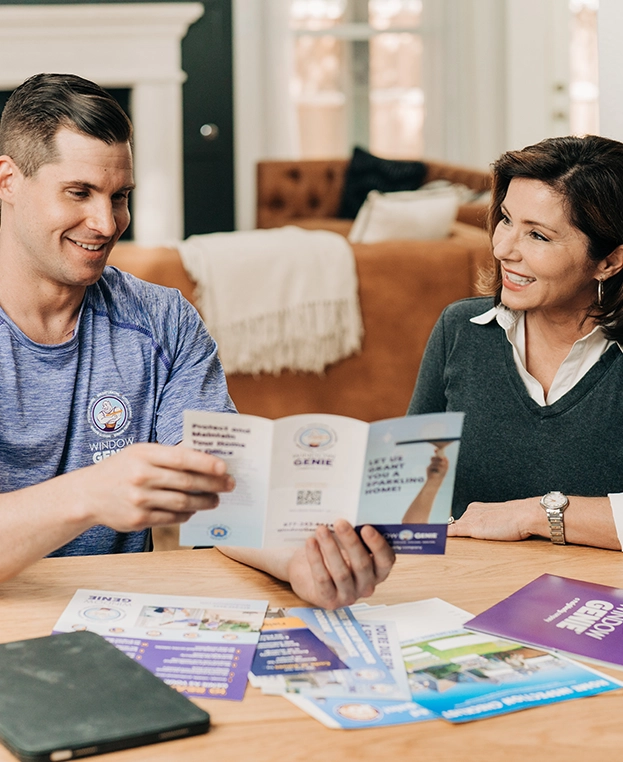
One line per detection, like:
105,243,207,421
256,158,491,231
109,159,493,422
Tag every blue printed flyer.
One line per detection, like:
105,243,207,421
283,617,431,729
52,589,267,701
180,410,463,553
361,599,622,723
399,627,622,722
251,607,405,700
251,608,348,676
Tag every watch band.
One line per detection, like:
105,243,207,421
540,492,569,545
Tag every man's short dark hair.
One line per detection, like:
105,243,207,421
0,73,133,177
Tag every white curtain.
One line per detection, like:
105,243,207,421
233,0,300,230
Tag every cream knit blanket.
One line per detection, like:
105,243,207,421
176,226,363,375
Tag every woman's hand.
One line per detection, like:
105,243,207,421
447,498,544,542
448,495,622,550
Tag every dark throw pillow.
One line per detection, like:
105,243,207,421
338,146,428,219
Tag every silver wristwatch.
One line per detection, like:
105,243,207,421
540,491,569,545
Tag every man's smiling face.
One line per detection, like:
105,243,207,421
9,127,134,288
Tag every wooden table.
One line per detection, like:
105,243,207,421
1,538,623,762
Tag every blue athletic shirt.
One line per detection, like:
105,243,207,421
0,266,236,557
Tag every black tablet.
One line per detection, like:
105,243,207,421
0,630,210,761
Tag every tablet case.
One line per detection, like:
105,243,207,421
0,630,210,761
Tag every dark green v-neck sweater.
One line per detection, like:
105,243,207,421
408,297,623,519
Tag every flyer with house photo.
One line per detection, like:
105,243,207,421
179,410,463,553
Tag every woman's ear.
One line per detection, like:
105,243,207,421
599,245,623,281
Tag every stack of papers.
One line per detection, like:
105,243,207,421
51,587,623,725
249,599,623,729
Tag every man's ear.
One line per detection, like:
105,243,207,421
0,155,21,203
598,245,623,281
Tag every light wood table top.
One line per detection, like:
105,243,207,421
1,538,623,762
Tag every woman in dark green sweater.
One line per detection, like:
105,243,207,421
409,135,623,551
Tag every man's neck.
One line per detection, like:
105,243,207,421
0,253,87,345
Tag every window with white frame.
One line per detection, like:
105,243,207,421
289,0,599,160
290,0,423,158
569,0,599,136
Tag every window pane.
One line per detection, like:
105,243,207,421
368,0,422,29
370,33,423,158
569,0,599,135
294,34,347,157
290,0,423,158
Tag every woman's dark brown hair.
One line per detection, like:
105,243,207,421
482,135,623,341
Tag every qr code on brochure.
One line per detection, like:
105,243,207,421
296,490,322,506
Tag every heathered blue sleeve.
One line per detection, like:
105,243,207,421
153,295,236,446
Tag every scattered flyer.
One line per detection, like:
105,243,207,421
282,615,430,729
361,599,623,723
286,695,436,730
52,589,268,701
251,607,406,700
180,410,463,554
251,608,348,676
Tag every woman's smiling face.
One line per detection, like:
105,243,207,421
492,177,601,319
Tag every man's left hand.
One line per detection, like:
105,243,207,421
287,520,395,609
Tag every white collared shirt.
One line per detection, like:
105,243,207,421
471,304,623,545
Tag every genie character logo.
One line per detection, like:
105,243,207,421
88,391,131,437
209,525,231,540
295,425,337,451
79,606,125,622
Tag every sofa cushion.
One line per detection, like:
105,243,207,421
338,146,427,219
289,218,353,237
348,188,459,244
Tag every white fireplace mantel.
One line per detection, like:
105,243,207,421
0,3,204,244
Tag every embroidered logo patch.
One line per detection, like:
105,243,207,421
88,391,132,437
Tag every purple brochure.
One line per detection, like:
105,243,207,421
465,574,623,669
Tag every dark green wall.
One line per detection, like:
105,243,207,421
0,0,235,235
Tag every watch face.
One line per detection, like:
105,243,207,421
541,491,568,510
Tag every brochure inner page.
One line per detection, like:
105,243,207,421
262,414,369,547
180,411,273,548
356,412,463,553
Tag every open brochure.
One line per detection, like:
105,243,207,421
52,589,268,701
180,410,463,553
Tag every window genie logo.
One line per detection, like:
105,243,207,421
295,425,337,451
88,391,132,437
209,525,231,540
79,606,125,622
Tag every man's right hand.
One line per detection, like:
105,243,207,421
71,443,235,532
0,442,234,583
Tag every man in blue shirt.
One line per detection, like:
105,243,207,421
0,73,394,606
